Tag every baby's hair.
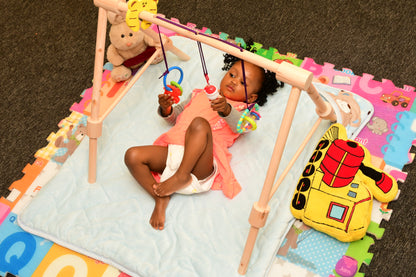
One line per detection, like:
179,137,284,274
222,40,284,106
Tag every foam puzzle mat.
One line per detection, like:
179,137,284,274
1,16,414,277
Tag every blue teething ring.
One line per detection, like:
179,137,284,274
163,66,184,91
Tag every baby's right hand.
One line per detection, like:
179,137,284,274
158,94,174,116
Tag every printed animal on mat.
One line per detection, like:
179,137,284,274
367,116,388,135
53,124,87,164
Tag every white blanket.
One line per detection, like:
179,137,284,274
18,36,337,277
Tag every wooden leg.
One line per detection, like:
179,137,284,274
238,227,259,275
88,7,108,183
238,87,302,275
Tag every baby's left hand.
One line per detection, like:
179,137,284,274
211,97,231,116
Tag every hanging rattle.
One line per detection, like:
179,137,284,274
163,66,184,104
125,0,185,103
236,60,261,133
237,103,261,133
195,41,219,100
153,21,184,104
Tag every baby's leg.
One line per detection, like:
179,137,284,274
124,145,170,230
153,117,214,197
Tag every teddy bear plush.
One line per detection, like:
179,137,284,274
106,10,164,82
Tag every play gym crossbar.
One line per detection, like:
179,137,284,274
89,0,337,274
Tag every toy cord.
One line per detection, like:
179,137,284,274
240,60,249,109
197,41,210,85
198,41,250,109
156,25,170,79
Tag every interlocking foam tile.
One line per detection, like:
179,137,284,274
382,111,416,169
52,116,88,165
371,200,393,224
35,112,86,161
153,16,304,66
386,166,408,183
0,203,10,226
12,161,60,215
272,52,303,67
340,235,374,277
366,221,385,240
267,257,320,277
254,45,303,66
150,15,180,37
0,158,47,211
31,244,119,277
370,155,386,171
70,70,112,114
302,58,415,103
274,220,349,277
0,213,53,277
301,57,416,172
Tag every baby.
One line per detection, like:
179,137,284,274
125,49,283,230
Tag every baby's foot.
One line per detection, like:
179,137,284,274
153,173,192,197
150,197,170,230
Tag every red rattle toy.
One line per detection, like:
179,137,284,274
163,66,184,104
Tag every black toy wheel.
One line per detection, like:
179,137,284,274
292,193,306,210
315,139,329,151
302,164,315,177
297,178,311,192
309,150,323,163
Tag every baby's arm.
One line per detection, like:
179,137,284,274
211,97,243,133
222,108,243,133
157,93,191,125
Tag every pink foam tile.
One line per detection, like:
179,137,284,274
70,70,112,114
302,58,416,112
0,202,11,225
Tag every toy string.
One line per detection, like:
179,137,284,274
241,60,249,109
156,25,170,79
197,41,210,84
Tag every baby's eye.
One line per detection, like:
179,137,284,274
229,73,235,78
240,81,245,85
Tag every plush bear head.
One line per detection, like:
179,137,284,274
109,20,147,52
106,8,163,82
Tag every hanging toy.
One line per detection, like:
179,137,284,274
163,66,184,104
205,85,219,100
235,60,261,133
126,0,158,32
237,103,261,133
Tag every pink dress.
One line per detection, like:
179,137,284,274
154,89,246,199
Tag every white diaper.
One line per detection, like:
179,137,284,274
160,144,218,195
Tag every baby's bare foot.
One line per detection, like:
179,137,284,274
153,173,192,197
150,197,170,230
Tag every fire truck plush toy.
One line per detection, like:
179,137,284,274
290,123,398,242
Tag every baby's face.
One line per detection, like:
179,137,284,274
219,61,264,103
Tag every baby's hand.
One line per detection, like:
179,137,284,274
158,94,174,116
211,96,231,116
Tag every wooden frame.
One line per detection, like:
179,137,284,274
89,1,336,274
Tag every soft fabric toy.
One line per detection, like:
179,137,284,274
106,9,164,82
290,123,398,242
